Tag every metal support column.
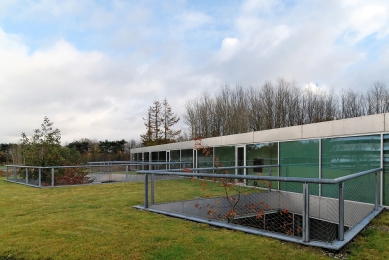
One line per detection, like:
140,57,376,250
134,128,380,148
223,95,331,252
38,168,41,187
126,166,129,182
375,172,379,211
144,174,149,208
51,168,55,186
268,167,272,192
151,174,155,204
319,139,322,196
302,183,310,243
338,182,345,241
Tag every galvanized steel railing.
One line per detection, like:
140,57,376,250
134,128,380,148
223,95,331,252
136,166,383,250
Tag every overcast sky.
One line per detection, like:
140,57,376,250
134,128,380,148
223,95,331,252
0,0,388,144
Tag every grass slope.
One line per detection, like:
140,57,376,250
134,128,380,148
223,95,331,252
0,178,388,259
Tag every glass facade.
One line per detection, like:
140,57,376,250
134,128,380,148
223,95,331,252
246,143,278,188
181,149,193,169
144,152,149,162
170,150,181,169
151,152,158,162
322,135,380,178
197,148,214,171
133,133,388,206
214,146,235,167
321,135,381,200
279,140,320,194
384,135,389,205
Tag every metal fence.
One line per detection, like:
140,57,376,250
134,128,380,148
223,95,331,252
4,162,181,187
135,166,383,250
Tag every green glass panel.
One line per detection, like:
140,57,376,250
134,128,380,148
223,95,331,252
144,152,149,162
382,135,389,206
151,152,158,162
134,153,142,170
158,151,167,170
322,135,380,201
214,146,235,168
143,152,150,171
246,143,278,188
181,149,193,169
170,150,180,169
279,140,319,194
197,148,214,171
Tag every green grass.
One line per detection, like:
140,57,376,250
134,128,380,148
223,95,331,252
0,178,388,260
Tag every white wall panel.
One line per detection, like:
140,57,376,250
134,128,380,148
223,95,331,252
201,136,222,147
254,125,302,143
221,132,254,145
385,113,389,131
302,114,385,139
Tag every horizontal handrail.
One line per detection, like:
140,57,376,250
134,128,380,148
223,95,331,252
155,165,279,172
5,162,181,169
87,161,189,165
137,167,382,184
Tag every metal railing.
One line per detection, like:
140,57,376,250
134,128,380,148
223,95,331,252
136,166,383,250
4,161,188,187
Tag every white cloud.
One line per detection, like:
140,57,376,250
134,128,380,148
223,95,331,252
241,0,278,15
342,1,389,43
175,11,212,31
1,0,389,145
219,37,240,61
0,30,158,143
0,24,209,144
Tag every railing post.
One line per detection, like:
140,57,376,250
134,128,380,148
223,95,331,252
151,174,155,204
26,168,28,184
302,183,310,243
38,168,42,187
144,174,149,208
268,167,272,192
6,166,9,180
14,167,17,182
375,171,379,211
338,182,344,241
51,168,54,187
126,165,129,182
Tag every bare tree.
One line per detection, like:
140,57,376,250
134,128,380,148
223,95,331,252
182,78,388,139
340,89,366,119
9,144,23,164
366,81,389,115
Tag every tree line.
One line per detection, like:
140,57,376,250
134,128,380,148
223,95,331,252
0,143,23,165
0,117,141,165
67,138,140,162
183,79,389,139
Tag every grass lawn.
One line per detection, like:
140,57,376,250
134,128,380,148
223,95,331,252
1,178,389,260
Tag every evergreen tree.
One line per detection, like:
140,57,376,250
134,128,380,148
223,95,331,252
150,100,163,143
20,116,80,166
140,109,156,146
141,99,180,146
162,98,181,144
